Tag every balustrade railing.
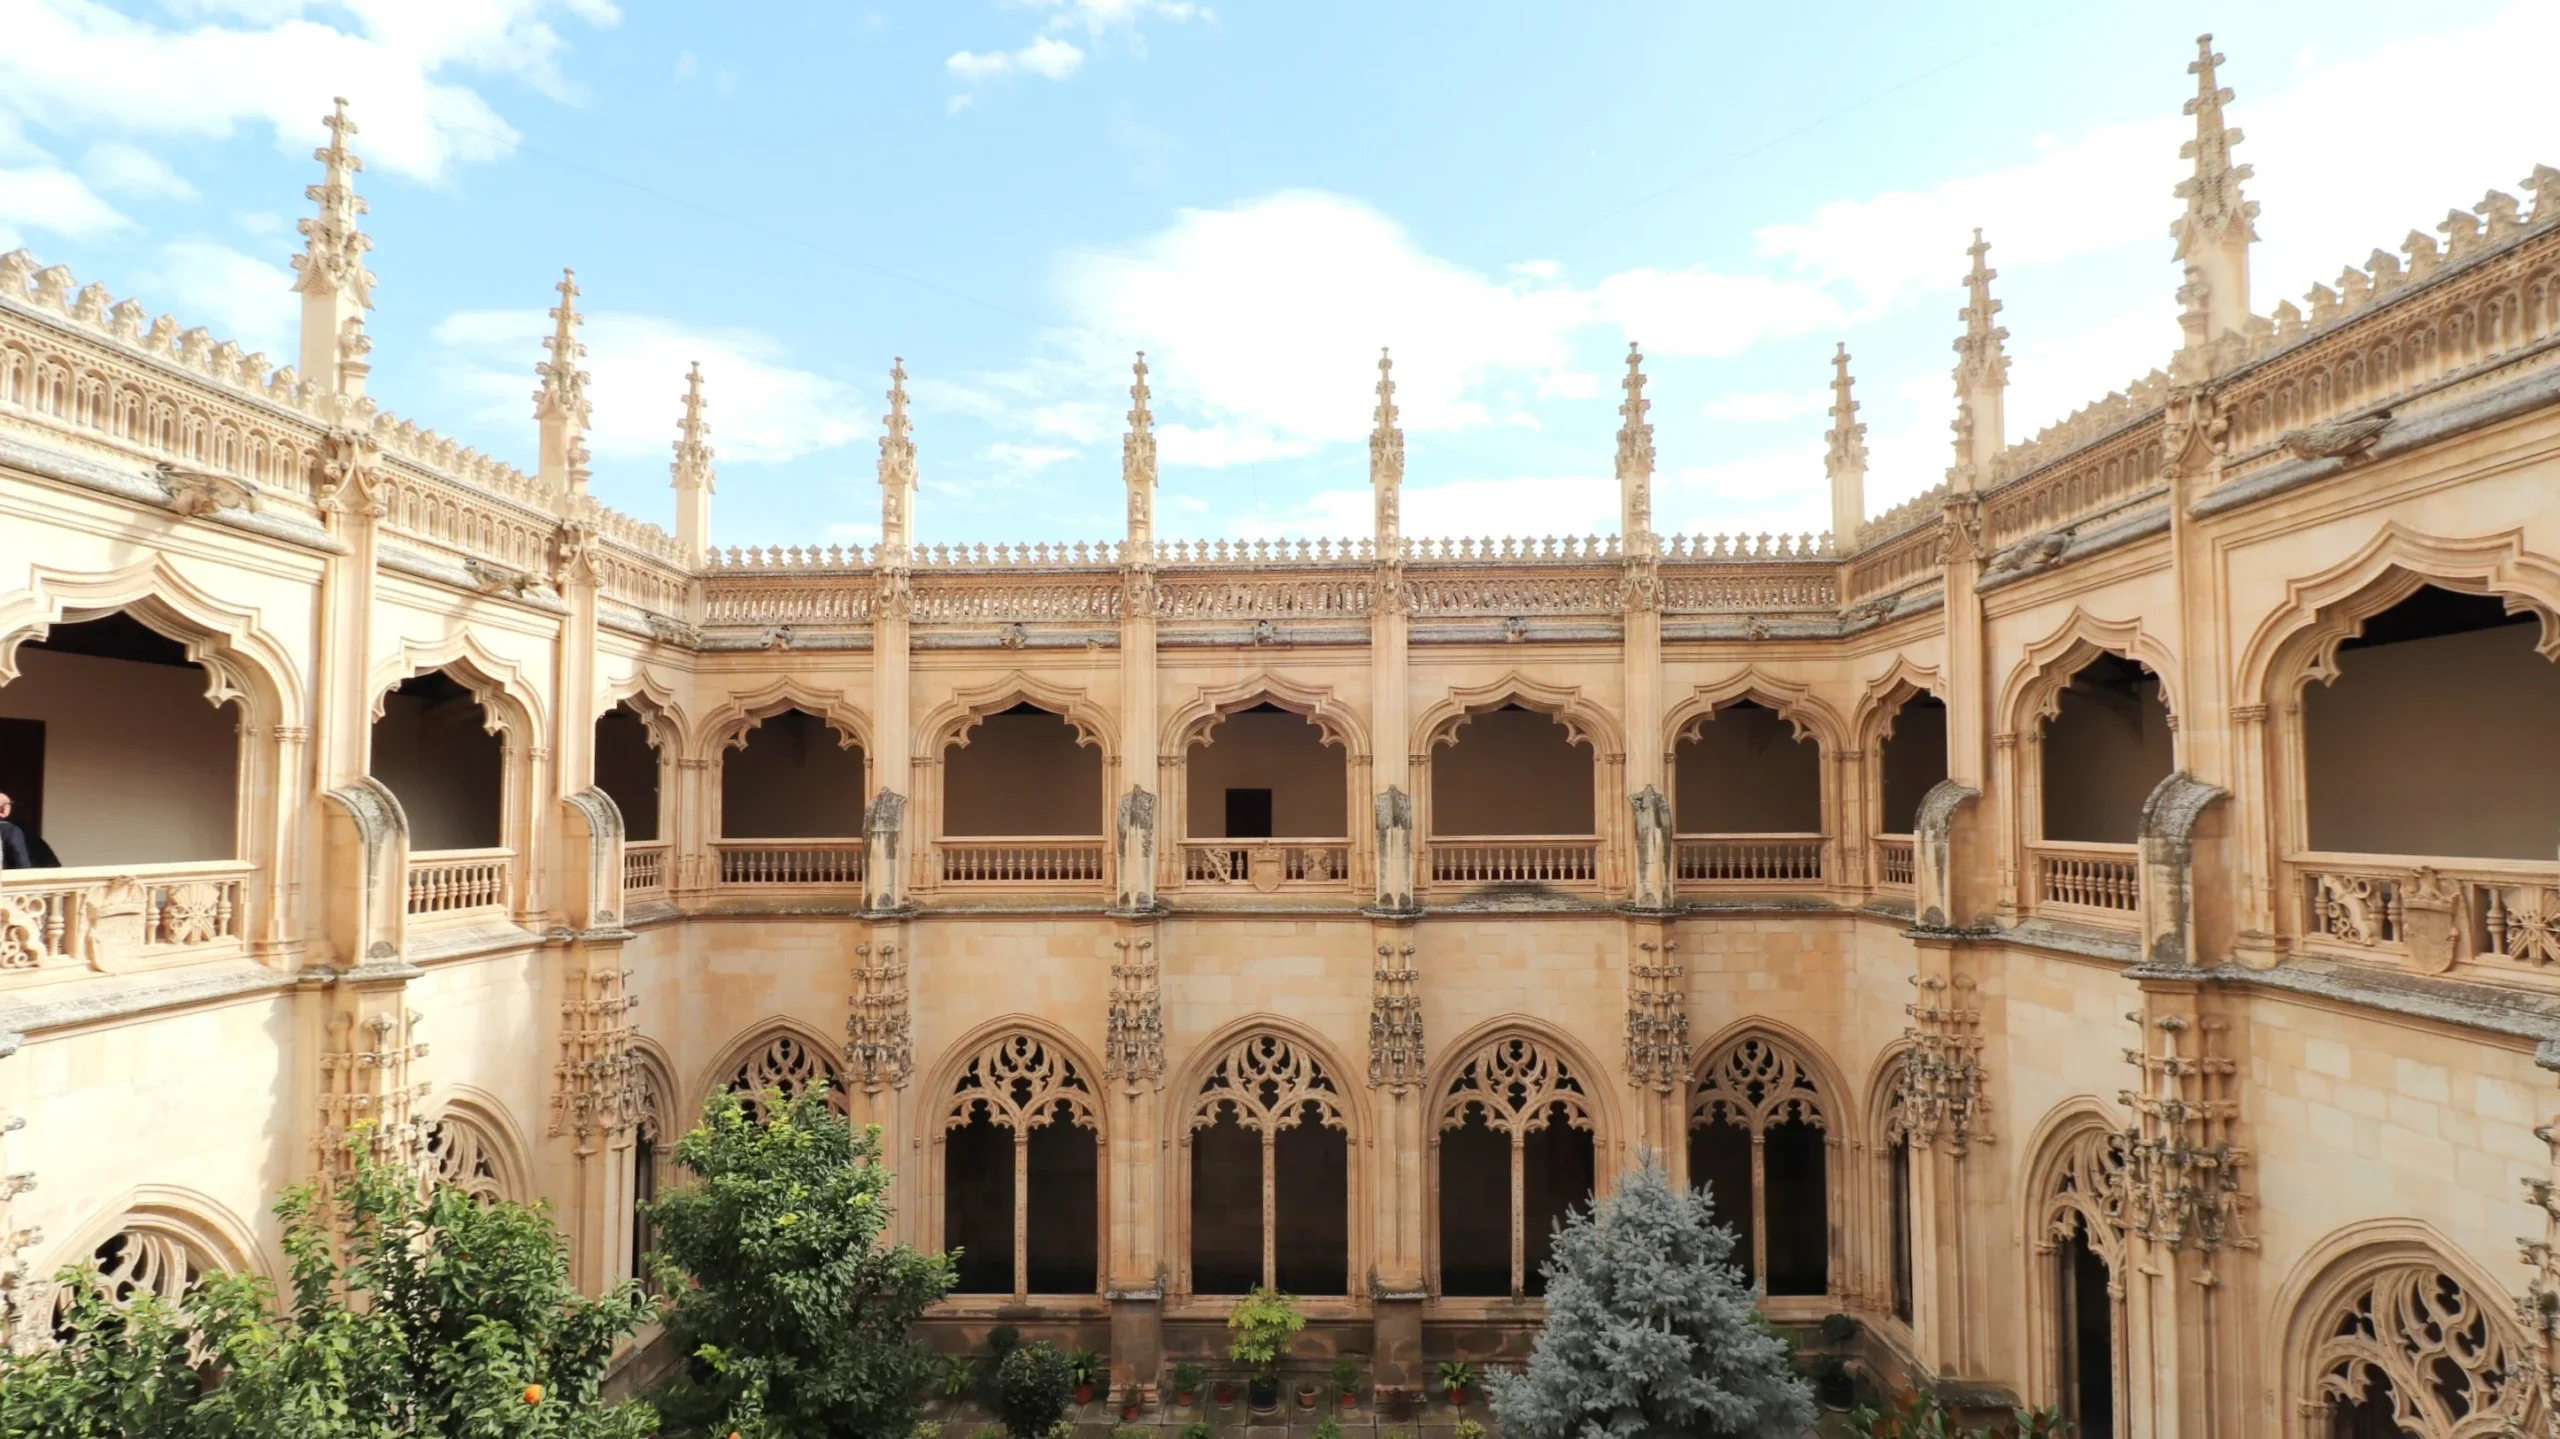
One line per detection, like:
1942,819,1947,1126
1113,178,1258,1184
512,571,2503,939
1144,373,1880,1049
2295,852,2560,973
622,841,669,896
1873,836,1916,889
714,840,865,887
0,860,252,975
2031,842,2140,918
1180,840,1352,890
1427,837,1599,887
937,838,1107,886
406,848,512,917
1675,835,1827,884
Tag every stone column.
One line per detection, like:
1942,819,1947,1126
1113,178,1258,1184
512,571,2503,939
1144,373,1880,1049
1367,918,1426,1403
1622,915,1689,1186
847,919,914,1238
1104,921,1166,1397
548,786,636,1295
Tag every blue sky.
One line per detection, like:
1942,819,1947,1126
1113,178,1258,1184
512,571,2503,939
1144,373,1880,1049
2,0,2553,551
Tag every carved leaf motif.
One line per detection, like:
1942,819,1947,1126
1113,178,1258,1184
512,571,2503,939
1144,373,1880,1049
425,1116,506,1203
1691,1035,1826,1134
156,883,226,946
1191,1033,1343,1135
729,1033,845,1119
1439,1035,1591,1139
946,1034,1098,1132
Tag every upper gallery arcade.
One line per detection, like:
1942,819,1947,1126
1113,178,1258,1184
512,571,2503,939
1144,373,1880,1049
5,34,2560,1439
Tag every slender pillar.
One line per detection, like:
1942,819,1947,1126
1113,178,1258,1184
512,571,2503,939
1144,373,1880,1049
870,362,918,909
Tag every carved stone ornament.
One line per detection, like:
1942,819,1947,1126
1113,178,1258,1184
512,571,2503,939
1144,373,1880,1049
2280,412,2391,462
316,427,383,516
2108,1012,2251,1255
464,557,539,598
1368,942,1423,1090
1105,935,1165,1088
156,463,259,518
845,941,914,1092
1625,939,1690,1092
1897,972,1989,1154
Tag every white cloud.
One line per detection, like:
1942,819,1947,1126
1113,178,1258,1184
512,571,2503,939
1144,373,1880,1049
1270,474,1616,542
0,162,129,248
1592,267,1842,358
1703,389,1828,424
83,141,198,200
1659,445,1828,539
136,240,297,357
232,209,288,236
432,309,865,466
947,35,1085,84
0,0,619,184
1018,0,1206,37
1753,3,2560,320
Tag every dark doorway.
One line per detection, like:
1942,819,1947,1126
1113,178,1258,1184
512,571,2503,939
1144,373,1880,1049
944,1114,1014,1294
1224,788,1275,839
2062,1217,2116,1439
1763,1120,1829,1296
0,716,43,845
1889,1135,1914,1322
1689,1124,1757,1284
1190,1117,1263,1296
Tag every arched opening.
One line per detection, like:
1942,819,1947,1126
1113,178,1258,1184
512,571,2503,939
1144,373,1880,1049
1188,1034,1349,1296
424,1110,513,1204
1878,693,1949,834
941,1035,1101,1299
721,1030,844,1122
632,1060,672,1288
1429,704,1596,886
594,703,661,843
1674,699,1825,884
0,612,239,867
1182,703,1350,888
721,708,864,838
1434,1036,1594,1300
2039,653,2171,845
50,1217,227,1335
945,703,1103,835
2303,585,2560,860
1687,1035,1832,1298
1888,1130,1913,1323
2057,1215,2116,1439
372,670,502,851
940,702,1106,885
2308,1262,2525,1438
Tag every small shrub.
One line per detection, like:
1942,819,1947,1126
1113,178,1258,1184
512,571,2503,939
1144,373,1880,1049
1454,1421,1487,1439
1330,1356,1361,1396
943,1353,978,1397
1314,1418,1343,1439
1225,1286,1304,1376
1183,1424,1214,1439
1113,1428,1153,1439
1436,1360,1475,1399
915,1424,944,1439
971,1426,1006,1439
998,1341,1079,1439
989,1324,1023,1358
1048,1424,1074,1439
1171,1359,1205,1395
1819,1312,1864,1347
1069,1347,1106,1389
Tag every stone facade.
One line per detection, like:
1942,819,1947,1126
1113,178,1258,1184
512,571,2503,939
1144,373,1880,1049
4,47,2560,1439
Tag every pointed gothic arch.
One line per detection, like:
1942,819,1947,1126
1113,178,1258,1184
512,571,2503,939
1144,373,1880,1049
1666,669,1840,846
2274,1221,2535,1439
1173,1017,1364,1299
1162,671,1370,760
697,1018,847,1124
629,1038,679,1286
2020,1100,2133,1436
697,675,871,762
1412,672,1625,762
1686,1022,1849,1301
45,1186,262,1322
422,1090,532,1205
924,1019,1106,1300
1425,1020,1607,1300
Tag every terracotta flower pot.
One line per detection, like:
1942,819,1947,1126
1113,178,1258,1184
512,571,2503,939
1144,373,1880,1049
1214,1383,1236,1406
1340,1391,1358,1409
1176,1390,1198,1407
1075,1385,1095,1405
1296,1383,1321,1409
1447,1386,1470,1408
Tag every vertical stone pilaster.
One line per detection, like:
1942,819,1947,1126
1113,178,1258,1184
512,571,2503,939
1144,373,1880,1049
0,1030,41,1353
1367,919,1425,1404
547,785,635,1293
1623,916,1689,1183
1104,919,1165,1397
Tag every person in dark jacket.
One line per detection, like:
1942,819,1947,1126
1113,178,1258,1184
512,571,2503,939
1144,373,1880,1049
0,792,30,870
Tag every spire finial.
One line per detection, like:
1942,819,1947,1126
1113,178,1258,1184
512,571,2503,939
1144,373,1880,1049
672,360,714,491
1615,342,1654,479
1950,232,2008,490
1825,343,1867,480
292,97,374,395
1825,343,1867,547
879,357,918,552
2172,34,2259,352
532,266,591,492
1371,347,1404,549
1124,351,1157,548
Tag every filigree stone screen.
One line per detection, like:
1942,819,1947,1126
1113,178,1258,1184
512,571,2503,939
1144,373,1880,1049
726,1032,843,1120
1188,1034,1348,1294
2309,1264,2528,1437
1436,1035,1593,1299
425,1112,509,1203
943,1034,1100,1298
1689,1035,1832,1295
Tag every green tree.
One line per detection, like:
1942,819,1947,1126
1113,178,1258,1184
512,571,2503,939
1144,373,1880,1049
0,1135,657,1439
1486,1159,1813,1439
647,1087,955,1439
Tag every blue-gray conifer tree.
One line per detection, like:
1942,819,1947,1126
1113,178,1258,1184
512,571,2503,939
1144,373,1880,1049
1487,1158,1813,1439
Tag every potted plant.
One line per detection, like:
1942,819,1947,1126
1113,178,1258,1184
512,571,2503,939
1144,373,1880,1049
1813,1353,1855,1412
1818,1312,1863,1350
1119,1383,1145,1422
1069,1348,1104,1405
1181,1425,1213,1439
1331,1356,1361,1410
1171,1361,1203,1407
1437,1360,1475,1408
998,1342,1078,1439
1213,1374,1237,1407
1295,1379,1322,1410
1225,1285,1304,1414
942,1353,977,1400
1313,1418,1343,1439
1453,1422,1486,1439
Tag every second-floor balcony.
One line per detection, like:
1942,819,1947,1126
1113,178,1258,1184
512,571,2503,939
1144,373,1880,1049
937,838,1108,886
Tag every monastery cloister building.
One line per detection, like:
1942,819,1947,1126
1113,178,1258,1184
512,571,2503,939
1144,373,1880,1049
3,38,2558,1439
